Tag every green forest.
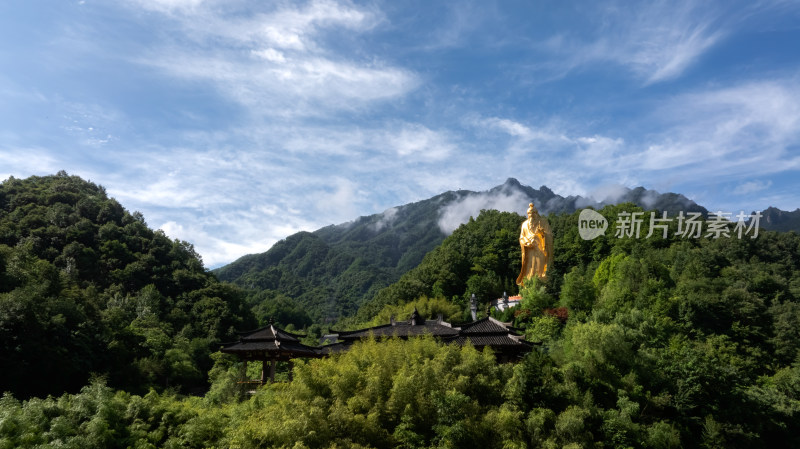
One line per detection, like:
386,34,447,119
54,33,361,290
213,190,456,324
0,173,256,398
2,174,800,448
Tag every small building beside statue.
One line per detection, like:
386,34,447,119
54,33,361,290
491,292,523,312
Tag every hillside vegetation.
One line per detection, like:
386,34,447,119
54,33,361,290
2,174,800,447
356,209,523,322
215,178,721,325
0,173,255,398
214,192,452,322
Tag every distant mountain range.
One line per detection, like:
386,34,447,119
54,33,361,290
760,206,800,232
214,178,798,322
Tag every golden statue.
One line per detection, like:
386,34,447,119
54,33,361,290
516,203,553,286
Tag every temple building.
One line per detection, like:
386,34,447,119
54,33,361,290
222,309,535,387
322,308,534,362
220,320,321,386
451,316,532,361
319,308,459,355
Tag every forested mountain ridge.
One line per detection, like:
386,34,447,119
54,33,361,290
215,177,732,324
2,173,800,447
4,202,799,448
214,190,476,322
0,173,256,398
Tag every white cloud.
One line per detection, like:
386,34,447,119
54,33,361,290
129,0,417,116
482,117,568,142
386,124,455,160
733,180,773,195
616,1,723,84
575,135,625,163
128,0,206,14
80,118,468,267
158,216,307,268
539,0,727,84
252,48,286,63
485,117,532,138
638,79,800,175
277,122,457,161
371,206,398,232
587,184,630,204
437,188,530,234
315,177,361,223
0,148,61,180
472,78,800,202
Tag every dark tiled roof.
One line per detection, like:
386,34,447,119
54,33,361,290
224,314,535,361
335,321,459,339
221,324,320,357
453,334,533,347
331,324,394,337
221,340,320,357
237,325,303,342
458,317,518,335
317,341,353,355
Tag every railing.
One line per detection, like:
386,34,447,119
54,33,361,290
237,380,264,394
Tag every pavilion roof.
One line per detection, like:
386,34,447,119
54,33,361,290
236,324,305,342
221,323,321,359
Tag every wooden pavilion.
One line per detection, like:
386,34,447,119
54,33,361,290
220,320,321,386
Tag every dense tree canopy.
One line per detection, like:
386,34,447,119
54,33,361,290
2,173,800,447
349,205,800,446
0,173,255,398
356,209,523,322
214,192,453,323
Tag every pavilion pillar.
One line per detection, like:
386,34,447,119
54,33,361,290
269,359,277,383
240,360,248,382
261,359,267,385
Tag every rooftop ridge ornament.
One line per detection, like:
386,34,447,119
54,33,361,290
410,307,422,325
470,293,478,321
516,203,553,286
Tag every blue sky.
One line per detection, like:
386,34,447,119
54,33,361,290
2,0,800,267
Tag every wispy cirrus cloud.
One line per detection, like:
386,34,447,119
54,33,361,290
536,0,727,84
477,77,800,199
93,120,463,266
278,122,457,161
128,0,418,116
639,79,800,175
480,117,569,143
128,0,205,14
601,0,724,84
0,147,61,181
4,0,800,269
734,180,773,195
